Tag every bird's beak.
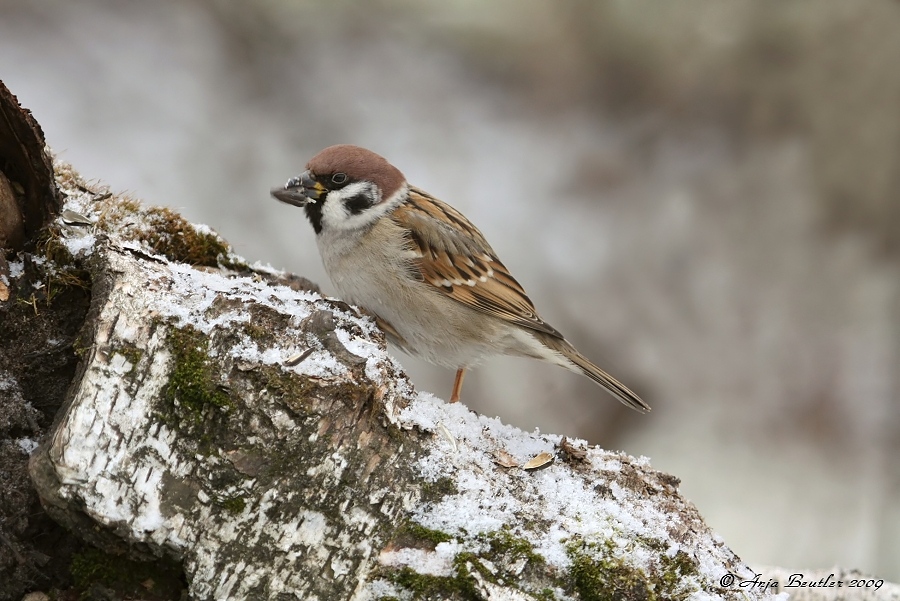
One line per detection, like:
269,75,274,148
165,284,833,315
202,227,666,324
270,170,326,207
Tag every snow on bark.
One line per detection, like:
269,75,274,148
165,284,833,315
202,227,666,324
25,173,798,600
30,243,419,599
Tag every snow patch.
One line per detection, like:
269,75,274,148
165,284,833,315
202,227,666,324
16,438,39,455
379,541,465,577
63,231,97,257
393,393,768,596
7,260,24,278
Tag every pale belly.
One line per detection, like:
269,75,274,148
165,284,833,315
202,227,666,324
318,234,530,369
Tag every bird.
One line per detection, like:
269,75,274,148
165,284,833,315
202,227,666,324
271,144,649,413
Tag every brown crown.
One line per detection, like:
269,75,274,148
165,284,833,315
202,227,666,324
307,144,406,200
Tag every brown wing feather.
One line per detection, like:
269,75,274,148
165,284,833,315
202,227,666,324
392,187,563,338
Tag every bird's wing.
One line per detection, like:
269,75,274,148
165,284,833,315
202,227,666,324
391,186,563,338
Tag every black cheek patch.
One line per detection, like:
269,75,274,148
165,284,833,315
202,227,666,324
344,194,373,216
304,202,324,234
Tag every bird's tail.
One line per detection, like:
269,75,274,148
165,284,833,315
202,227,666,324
541,335,651,413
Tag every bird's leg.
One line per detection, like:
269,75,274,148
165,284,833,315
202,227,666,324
449,368,466,403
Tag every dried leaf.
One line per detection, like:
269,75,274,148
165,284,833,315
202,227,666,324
61,209,92,226
437,423,457,451
493,449,518,468
0,281,8,302
522,451,554,471
285,348,313,367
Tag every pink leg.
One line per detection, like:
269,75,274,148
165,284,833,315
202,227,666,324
449,368,466,403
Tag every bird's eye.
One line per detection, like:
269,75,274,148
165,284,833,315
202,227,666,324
331,173,348,185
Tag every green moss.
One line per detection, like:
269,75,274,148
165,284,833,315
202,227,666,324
398,521,454,547
389,567,448,597
139,206,230,267
657,548,698,595
481,528,545,566
35,227,76,267
33,226,92,297
117,346,144,372
250,364,378,418
243,321,269,342
380,529,555,599
219,495,246,514
46,267,91,294
378,546,487,600
73,328,92,358
566,538,694,601
452,552,491,591
421,476,458,503
219,255,251,272
568,539,647,601
249,364,317,409
93,193,232,266
388,565,479,600
96,196,142,232
69,547,185,600
164,326,231,416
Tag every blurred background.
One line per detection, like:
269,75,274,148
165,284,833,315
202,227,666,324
1,0,897,581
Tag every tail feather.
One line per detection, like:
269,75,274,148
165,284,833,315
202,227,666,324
540,335,651,413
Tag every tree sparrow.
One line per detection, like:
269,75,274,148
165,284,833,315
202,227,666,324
271,145,649,413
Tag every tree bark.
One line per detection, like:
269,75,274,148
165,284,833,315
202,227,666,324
18,174,768,600
0,79,62,253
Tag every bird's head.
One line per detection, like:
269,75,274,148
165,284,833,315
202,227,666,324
271,144,408,234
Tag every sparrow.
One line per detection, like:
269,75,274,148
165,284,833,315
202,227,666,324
271,144,649,413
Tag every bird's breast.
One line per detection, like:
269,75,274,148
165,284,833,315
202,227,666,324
315,220,519,368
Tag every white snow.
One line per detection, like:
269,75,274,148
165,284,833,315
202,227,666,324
379,541,465,577
360,579,409,601
0,375,19,392
62,231,97,257
16,437,39,455
7,260,24,278
391,393,781,598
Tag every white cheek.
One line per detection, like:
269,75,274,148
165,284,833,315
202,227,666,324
319,182,408,233
320,196,350,230
319,181,371,231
